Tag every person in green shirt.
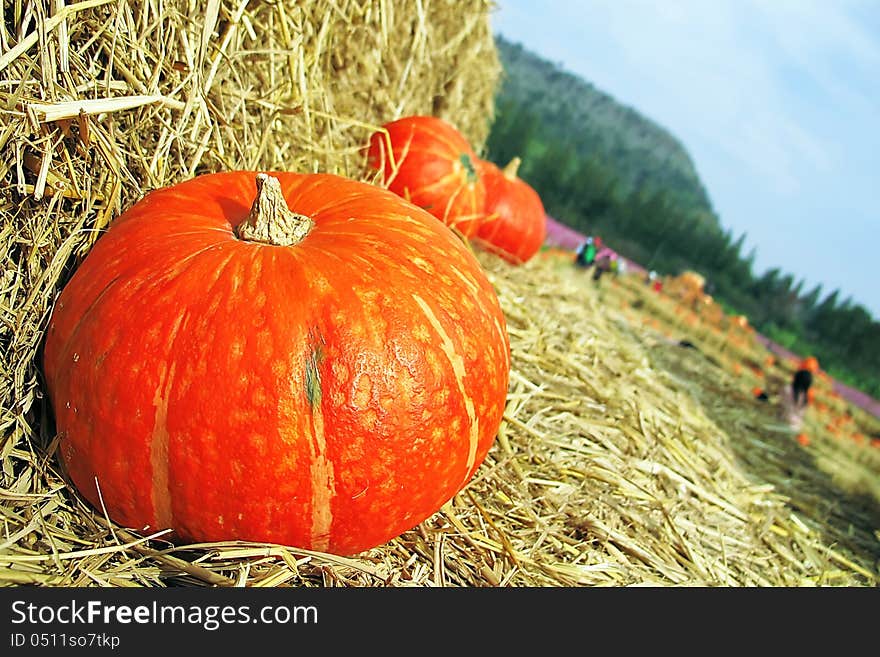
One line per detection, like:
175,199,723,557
575,236,598,268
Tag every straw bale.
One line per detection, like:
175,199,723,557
1,0,504,586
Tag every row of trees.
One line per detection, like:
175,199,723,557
485,99,880,398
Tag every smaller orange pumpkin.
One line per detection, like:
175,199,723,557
365,115,485,237
473,157,546,265
796,433,810,447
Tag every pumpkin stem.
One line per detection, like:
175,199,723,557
502,157,521,180
236,173,314,246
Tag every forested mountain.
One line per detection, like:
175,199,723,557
486,35,880,401
490,35,719,234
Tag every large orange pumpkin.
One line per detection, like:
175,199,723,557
474,157,546,265
365,115,485,237
43,171,511,556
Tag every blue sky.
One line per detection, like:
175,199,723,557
490,0,880,320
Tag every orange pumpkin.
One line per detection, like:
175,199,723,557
473,157,546,265
799,356,820,373
365,115,485,237
43,171,511,556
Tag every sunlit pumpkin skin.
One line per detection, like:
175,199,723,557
43,171,511,556
366,115,485,237
474,157,546,265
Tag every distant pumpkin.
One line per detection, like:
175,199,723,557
799,356,820,373
365,115,485,237
473,157,546,265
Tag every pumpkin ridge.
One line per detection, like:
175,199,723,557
46,273,122,392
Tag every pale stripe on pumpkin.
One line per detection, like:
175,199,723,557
305,345,335,551
447,262,482,298
149,307,191,532
411,294,479,483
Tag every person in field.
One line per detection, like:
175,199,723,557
591,246,615,283
792,356,819,408
575,236,598,269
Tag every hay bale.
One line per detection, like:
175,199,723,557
1,1,501,585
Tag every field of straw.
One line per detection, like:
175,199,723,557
5,245,880,586
2,1,878,587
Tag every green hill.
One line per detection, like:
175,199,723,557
485,35,880,402
489,35,720,234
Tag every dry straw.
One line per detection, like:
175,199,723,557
2,1,878,587
1,0,500,585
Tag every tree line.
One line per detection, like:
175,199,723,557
485,95,880,399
